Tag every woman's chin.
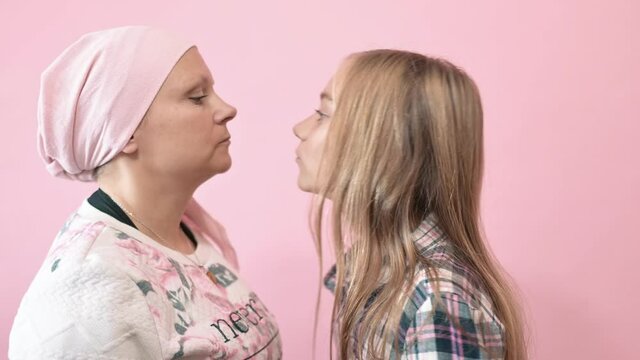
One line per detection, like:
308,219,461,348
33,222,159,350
214,158,232,175
202,155,232,178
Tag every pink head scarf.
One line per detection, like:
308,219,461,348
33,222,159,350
37,26,238,269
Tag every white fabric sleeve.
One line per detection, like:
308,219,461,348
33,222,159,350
9,254,162,360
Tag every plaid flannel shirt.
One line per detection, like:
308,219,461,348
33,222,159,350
324,215,505,359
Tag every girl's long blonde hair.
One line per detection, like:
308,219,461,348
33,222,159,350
313,50,527,359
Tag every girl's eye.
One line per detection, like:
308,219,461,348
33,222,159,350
315,109,329,120
190,95,208,104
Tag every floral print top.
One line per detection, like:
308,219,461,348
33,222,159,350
9,201,282,359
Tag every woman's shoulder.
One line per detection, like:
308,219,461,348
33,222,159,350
16,210,156,318
20,211,148,303
10,215,160,358
10,266,159,358
41,210,142,273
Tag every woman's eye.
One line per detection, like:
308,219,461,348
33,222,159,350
190,95,208,104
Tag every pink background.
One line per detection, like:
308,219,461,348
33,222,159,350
1,1,638,359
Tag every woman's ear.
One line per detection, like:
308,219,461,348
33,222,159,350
121,135,138,154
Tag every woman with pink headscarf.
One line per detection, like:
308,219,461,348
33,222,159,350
9,26,282,359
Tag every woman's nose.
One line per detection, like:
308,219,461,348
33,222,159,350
213,96,237,124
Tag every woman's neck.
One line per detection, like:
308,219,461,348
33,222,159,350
98,173,199,254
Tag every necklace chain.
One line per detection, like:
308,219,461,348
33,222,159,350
107,192,206,270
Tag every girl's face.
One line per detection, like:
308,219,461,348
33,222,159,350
293,76,335,193
131,47,237,183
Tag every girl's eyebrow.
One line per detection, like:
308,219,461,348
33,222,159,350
320,92,333,102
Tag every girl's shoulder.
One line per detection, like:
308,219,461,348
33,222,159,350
412,235,500,325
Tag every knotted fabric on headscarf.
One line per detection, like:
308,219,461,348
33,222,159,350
37,26,238,269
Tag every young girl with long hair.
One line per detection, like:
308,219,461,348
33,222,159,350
294,50,527,359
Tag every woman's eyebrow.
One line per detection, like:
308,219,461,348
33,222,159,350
185,75,214,93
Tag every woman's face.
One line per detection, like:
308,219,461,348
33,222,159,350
293,76,336,193
132,47,237,183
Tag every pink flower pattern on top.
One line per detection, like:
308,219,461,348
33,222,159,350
11,203,282,360
109,231,281,359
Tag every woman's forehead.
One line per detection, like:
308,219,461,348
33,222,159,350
165,48,214,90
